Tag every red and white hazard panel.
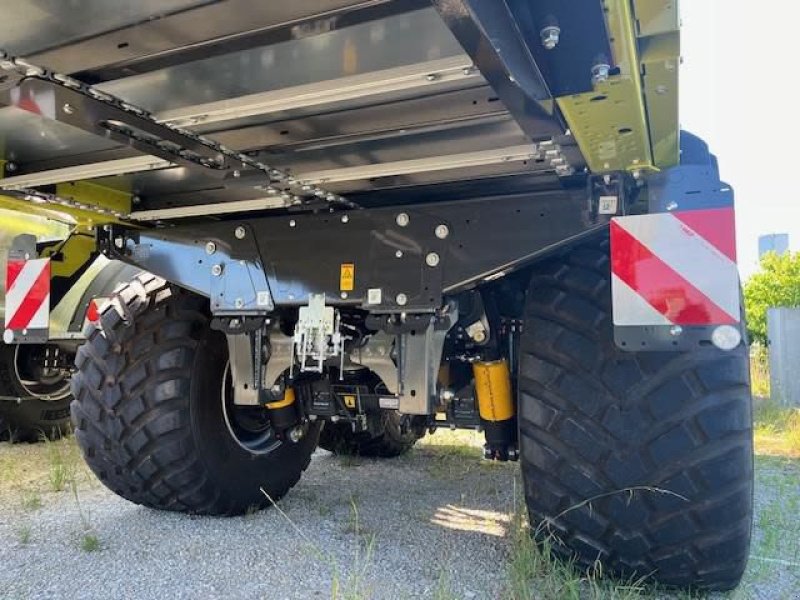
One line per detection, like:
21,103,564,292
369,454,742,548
610,207,740,327
3,258,50,342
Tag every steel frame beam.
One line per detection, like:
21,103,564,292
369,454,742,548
431,0,563,141
105,189,605,314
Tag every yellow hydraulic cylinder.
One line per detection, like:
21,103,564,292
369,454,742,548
265,388,298,431
266,387,296,410
473,359,514,422
473,359,518,461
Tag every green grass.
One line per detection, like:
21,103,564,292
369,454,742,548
431,570,459,600
21,490,42,510
750,346,770,399
43,435,82,492
16,525,31,545
80,532,101,552
260,487,375,600
2,435,102,554
750,346,800,458
504,499,651,600
753,398,800,457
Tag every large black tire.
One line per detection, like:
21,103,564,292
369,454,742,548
319,410,426,458
0,344,72,442
70,273,319,515
518,237,753,590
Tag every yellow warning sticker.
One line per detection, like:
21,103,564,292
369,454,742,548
343,395,356,409
340,263,355,291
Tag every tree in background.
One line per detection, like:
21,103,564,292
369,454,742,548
744,251,800,344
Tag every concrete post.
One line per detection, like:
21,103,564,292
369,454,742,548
767,307,800,406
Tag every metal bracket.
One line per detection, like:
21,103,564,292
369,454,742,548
396,305,458,415
349,332,398,395
104,224,274,315
225,333,260,406
615,325,719,353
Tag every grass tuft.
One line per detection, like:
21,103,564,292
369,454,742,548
506,516,650,599
16,525,31,545
80,533,101,552
505,483,657,600
43,435,81,492
21,490,42,510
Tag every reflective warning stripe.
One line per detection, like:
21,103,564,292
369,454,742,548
4,258,50,331
611,274,672,326
610,207,739,326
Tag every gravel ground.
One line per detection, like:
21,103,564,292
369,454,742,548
0,434,517,600
1,433,799,600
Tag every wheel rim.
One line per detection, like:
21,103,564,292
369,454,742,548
13,345,71,401
220,361,281,455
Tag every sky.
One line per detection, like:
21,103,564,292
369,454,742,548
679,1,800,278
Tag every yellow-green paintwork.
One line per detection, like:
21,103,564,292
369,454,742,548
0,164,133,281
55,181,132,220
0,160,131,228
633,0,679,37
556,0,680,173
41,233,96,279
640,31,680,167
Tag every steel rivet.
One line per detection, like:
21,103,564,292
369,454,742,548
211,264,224,277
341,215,349,223
234,226,246,239
289,219,296,228
426,73,438,81
426,252,440,267
396,293,408,306
396,213,410,227
234,298,244,308
62,103,75,115
340,292,348,299
666,201,679,211
435,224,449,239
232,169,241,178
669,325,683,336
395,250,403,259
205,242,216,255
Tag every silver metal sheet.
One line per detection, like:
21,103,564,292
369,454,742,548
93,117,530,198
0,5,571,210
0,7,475,184
266,118,530,174
0,0,211,55
27,0,384,75
0,108,119,164
94,8,465,113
